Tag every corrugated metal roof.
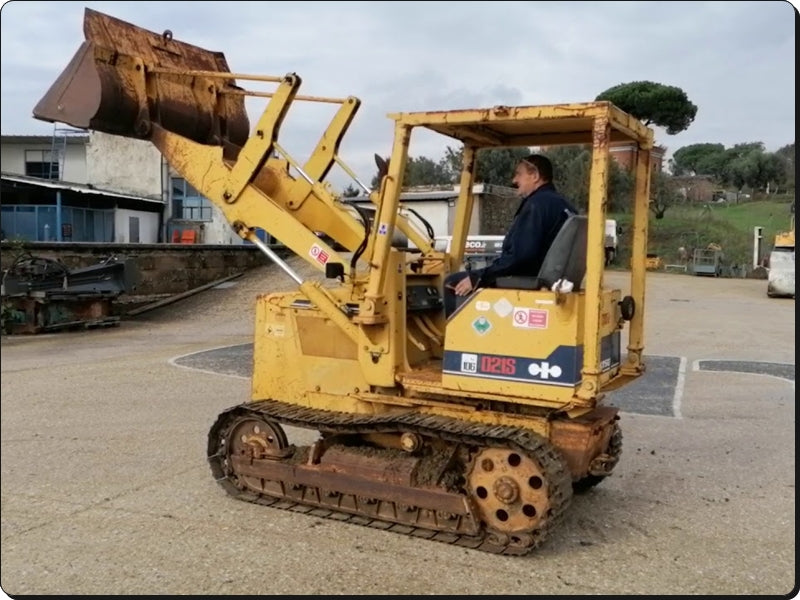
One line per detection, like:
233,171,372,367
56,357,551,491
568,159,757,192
1,133,90,145
1,172,164,204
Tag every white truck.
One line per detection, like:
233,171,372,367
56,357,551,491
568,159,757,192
433,235,505,271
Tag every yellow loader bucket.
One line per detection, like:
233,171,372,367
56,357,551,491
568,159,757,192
33,8,250,147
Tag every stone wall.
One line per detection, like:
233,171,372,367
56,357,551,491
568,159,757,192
0,241,275,297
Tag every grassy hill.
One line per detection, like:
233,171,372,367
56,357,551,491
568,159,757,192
611,196,795,269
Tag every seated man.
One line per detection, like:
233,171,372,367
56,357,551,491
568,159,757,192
444,153,578,317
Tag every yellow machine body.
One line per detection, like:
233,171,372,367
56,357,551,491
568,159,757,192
34,8,654,555
253,283,622,410
440,288,623,404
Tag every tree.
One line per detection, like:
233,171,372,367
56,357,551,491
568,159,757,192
752,152,787,194
724,141,765,159
670,143,726,176
607,159,635,213
670,141,790,196
723,155,750,191
341,184,361,197
541,145,591,209
649,171,680,219
441,146,462,182
539,144,635,213
693,151,728,181
369,155,452,188
441,145,531,186
718,143,782,195
724,150,786,196
596,81,698,135
776,142,795,168
475,147,531,186
775,142,795,192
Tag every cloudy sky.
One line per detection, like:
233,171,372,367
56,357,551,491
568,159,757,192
0,0,795,189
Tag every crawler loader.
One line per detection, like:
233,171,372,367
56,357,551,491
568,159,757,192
34,9,653,555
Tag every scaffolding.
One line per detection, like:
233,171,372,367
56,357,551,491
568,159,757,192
48,124,87,181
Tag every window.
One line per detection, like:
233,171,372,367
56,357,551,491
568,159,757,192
25,150,59,180
60,207,114,242
0,205,113,242
8,206,36,240
171,176,213,221
129,216,140,243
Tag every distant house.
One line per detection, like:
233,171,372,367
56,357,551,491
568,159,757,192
671,175,716,203
609,142,666,173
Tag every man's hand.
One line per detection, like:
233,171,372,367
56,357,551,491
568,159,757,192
452,275,474,296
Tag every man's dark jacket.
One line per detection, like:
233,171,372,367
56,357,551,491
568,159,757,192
473,182,578,287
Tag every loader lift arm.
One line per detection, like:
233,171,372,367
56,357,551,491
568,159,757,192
33,8,440,350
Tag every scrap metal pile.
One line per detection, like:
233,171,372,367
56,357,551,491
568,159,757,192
1,253,137,334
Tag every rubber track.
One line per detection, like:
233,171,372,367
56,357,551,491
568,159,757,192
208,399,574,555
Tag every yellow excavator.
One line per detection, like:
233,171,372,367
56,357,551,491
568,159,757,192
34,9,653,555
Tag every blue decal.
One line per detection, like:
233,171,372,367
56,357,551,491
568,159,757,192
443,332,621,387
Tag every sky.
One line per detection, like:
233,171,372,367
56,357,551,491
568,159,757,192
0,0,796,190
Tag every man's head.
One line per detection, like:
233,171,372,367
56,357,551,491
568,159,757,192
512,154,553,198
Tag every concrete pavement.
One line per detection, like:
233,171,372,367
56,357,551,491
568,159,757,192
1,265,795,596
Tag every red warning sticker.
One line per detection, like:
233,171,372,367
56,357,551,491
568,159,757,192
309,244,329,265
512,307,548,329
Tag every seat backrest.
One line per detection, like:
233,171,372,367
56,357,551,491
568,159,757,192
493,214,588,291
535,214,588,290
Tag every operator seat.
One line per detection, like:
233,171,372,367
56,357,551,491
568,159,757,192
494,214,588,291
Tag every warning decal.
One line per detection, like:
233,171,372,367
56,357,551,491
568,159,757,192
512,307,549,329
309,244,330,265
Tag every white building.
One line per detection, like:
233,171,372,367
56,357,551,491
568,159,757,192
2,129,518,247
1,130,164,243
0,129,242,244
